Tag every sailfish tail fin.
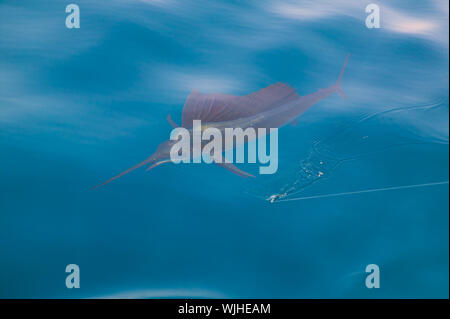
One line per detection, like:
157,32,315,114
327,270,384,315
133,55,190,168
336,53,350,99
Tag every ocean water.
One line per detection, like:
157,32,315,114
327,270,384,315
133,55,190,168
0,0,448,298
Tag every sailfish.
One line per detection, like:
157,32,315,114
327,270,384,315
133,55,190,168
93,54,350,189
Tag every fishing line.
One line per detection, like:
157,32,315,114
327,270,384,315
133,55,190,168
312,98,446,155
262,99,448,202
283,140,449,199
273,181,449,203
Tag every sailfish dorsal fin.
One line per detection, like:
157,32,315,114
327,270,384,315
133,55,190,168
181,83,299,128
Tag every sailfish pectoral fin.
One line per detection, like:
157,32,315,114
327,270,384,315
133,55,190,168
337,88,347,99
336,53,350,99
167,114,180,128
214,154,255,178
216,161,255,178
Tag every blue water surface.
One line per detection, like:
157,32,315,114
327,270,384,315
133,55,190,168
0,0,448,298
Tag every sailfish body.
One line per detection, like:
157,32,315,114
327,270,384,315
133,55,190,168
93,54,350,188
